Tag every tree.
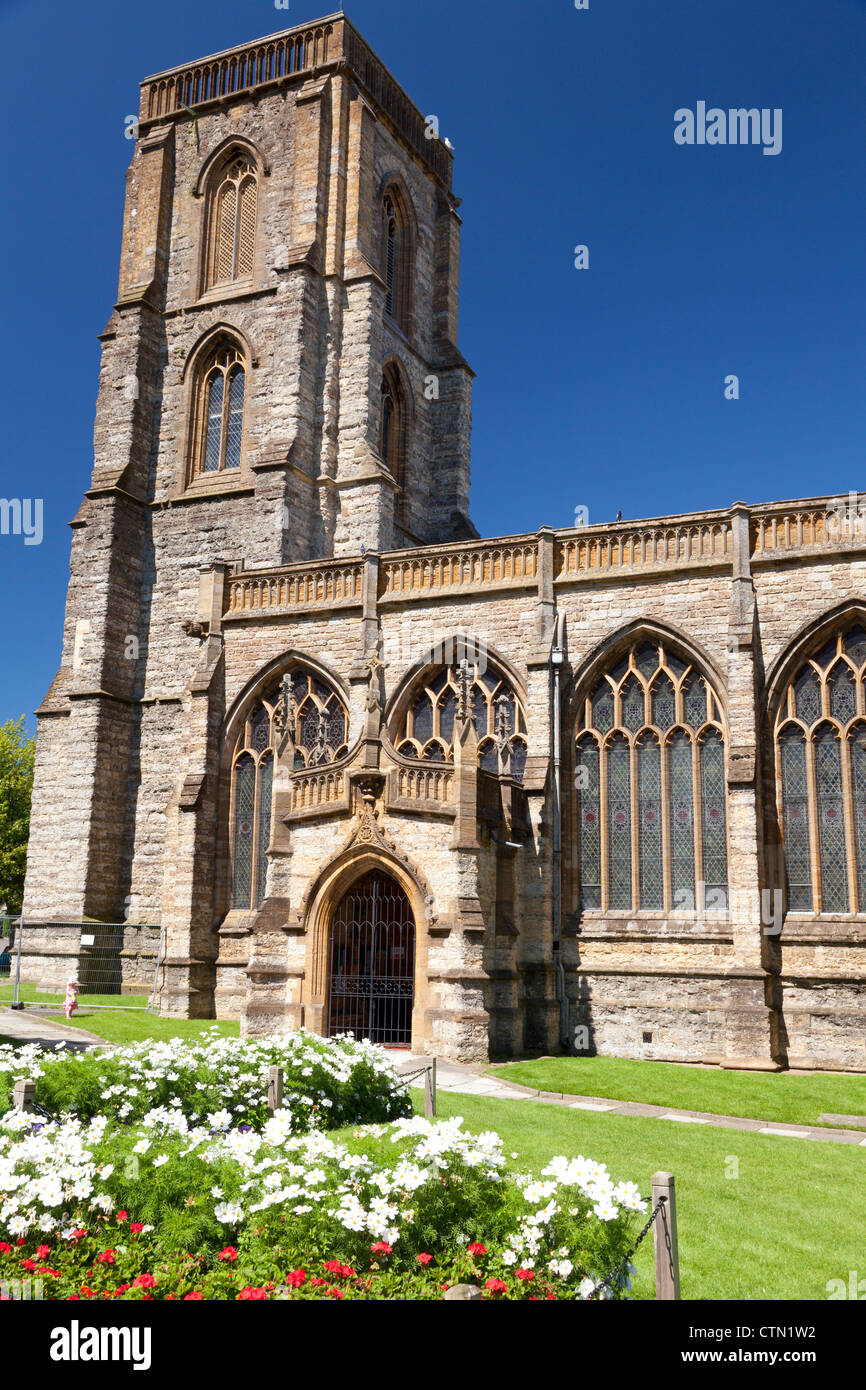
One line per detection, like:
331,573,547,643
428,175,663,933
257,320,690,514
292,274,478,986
0,717,35,913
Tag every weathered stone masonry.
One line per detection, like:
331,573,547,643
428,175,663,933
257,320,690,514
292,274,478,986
22,15,866,1071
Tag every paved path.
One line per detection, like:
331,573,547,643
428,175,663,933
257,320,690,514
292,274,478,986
397,1053,866,1148
0,1006,105,1049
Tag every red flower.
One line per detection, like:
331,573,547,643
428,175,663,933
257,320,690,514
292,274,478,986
97,1250,117,1265
184,1292,203,1300
19,1259,38,1272
515,1269,535,1282
322,1261,355,1278
132,1273,156,1289
467,1243,487,1257
369,1242,392,1256
327,1288,345,1299
35,1244,51,1259
310,1277,327,1286
66,1295,81,1300
0,1242,11,1254
130,1223,144,1234
416,1253,433,1266
38,1268,61,1278
237,1287,268,1300
70,1229,87,1242
218,1246,238,1262
116,1284,131,1294
485,1278,508,1294
286,1270,306,1288
116,1212,128,1223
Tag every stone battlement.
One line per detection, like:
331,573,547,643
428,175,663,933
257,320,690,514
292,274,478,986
139,12,454,189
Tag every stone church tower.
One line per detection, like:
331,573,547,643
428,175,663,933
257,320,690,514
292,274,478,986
22,14,866,1071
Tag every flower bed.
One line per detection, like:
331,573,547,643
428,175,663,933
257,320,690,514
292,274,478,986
0,1098,646,1301
0,1030,410,1133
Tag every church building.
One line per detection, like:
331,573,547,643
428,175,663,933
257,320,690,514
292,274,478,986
23,14,866,1071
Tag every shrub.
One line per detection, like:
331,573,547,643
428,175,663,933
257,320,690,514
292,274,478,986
0,1030,411,1133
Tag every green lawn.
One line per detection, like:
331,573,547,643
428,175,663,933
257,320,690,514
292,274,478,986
407,1089,866,1301
0,982,150,1009
43,1011,239,1044
488,1056,866,1129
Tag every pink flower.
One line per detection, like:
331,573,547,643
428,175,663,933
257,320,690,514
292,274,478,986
237,1287,268,1300
184,1292,203,1300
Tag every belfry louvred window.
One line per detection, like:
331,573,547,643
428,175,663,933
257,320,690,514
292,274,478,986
776,622,866,913
206,157,257,289
575,639,729,913
230,668,349,911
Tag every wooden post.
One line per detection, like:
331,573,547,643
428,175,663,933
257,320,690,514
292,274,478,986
267,1066,284,1116
13,1080,35,1113
424,1060,437,1118
652,1171,680,1301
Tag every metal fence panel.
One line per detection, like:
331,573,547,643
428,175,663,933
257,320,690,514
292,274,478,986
7,921,165,1011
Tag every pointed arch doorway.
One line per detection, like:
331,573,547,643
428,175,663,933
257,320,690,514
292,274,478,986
327,870,416,1046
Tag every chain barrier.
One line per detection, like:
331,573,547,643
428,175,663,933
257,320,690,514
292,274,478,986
588,1194,666,1300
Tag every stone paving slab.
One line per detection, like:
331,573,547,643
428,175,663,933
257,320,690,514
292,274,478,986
0,1006,105,1048
395,1053,866,1147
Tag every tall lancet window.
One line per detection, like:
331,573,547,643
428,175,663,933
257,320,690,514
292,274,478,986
194,344,246,478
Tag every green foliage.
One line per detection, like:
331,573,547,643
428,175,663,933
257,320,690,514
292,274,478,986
0,717,34,913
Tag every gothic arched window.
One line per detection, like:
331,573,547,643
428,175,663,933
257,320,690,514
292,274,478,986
394,658,527,782
230,668,348,910
205,155,258,290
575,638,728,913
381,190,412,332
191,344,245,478
775,622,866,913
380,362,407,491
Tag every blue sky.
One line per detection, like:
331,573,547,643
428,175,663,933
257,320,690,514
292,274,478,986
1,0,864,729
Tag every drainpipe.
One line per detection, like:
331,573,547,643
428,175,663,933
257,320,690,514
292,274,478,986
550,612,568,1049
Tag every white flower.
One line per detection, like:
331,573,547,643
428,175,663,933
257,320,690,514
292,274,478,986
152,1155,170,1168
214,1201,244,1224
578,1277,596,1301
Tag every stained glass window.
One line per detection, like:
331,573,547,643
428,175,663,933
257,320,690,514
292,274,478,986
576,638,727,915
232,754,256,910
828,663,857,725
794,668,822,726
231,667,349,911
668,732,696,911
850,728,866,912
814,726,848,912
396,663,527,781
682,673,707,730
607,735,632,909
775,624,866,915
620,676,645,732
255,753,273,906
651,675,676,731
591,682,615,733
779,726,812,911
577,739,601,910
700,731,728,911
637,735,663,909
